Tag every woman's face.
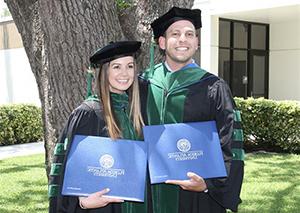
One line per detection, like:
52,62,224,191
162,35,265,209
108,56,135,94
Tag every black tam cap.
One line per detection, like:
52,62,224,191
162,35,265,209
151,7,202,39
90,41,141,65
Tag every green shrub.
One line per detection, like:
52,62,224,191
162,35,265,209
0,104,43,145
235,97,300,154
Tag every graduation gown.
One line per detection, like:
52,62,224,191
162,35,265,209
139,63,245,213
48,94,148,213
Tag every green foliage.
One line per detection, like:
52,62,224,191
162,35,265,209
0,104,43,145
235,97,300,153
116,0,132,10
0,8,11,18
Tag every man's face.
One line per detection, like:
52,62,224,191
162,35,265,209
158,20,198,68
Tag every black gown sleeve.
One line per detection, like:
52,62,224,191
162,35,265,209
48,100,121,213
205,79,244,212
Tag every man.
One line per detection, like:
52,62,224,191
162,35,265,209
139,6,244,213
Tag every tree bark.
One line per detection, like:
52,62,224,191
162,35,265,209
4,0,195,179
119,0,195,68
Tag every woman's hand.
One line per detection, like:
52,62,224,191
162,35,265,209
165,172,207,192
79,188,124,209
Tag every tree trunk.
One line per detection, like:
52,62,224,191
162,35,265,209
119,0,195,68
4,0,195,179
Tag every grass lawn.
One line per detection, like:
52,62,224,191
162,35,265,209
0,154,48,213
0,153,300,212
237,152,300,213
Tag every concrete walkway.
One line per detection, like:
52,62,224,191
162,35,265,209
0,142,45,160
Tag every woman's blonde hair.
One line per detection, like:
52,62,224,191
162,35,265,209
96,56,144,140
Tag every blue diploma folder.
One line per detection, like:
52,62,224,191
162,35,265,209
143,121,227,184
62,135,147,202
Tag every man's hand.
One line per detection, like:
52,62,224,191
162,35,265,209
79,188,124,209
165,172,207,192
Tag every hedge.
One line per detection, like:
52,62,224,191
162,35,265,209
0,104,43,146
235,97,300,154
1,99,300,154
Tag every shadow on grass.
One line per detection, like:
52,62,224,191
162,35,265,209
0,178,48,213
270,182,300,212
0,208,23,213
0,161,45,174
0,155,48,213
240,153,300,212
246,153,299,181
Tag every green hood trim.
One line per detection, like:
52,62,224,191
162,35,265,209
143,63,207,92
141,63,163,80
111,93,148,212
111,92,129,110
110,93,137,140
145,64,207,212
85,94,99,102
146,64,207,124
152,184,179,213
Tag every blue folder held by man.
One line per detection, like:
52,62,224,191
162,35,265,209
62,135,147,202
143,121,227,184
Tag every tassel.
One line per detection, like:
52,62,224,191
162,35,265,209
149,36,155,78
86,66,94,98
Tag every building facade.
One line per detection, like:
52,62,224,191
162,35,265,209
1,0,300,105
195,0,300,101
0,16,40,105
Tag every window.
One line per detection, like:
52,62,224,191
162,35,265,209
218,18,269,98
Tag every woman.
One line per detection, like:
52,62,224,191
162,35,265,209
48,41,146,213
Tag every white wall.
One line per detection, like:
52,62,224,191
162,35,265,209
210,16,219,76
0,49,9,103
195,0,300,101
269,20,300,101
199,6,213,73
0,48,40,105
204,0,300,14
194,2,219,75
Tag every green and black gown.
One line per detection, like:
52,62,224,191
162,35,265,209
48,93,148,213
139,62,245,213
